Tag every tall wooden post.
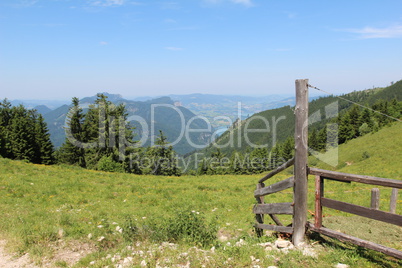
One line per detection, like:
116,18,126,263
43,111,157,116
292,79,309,246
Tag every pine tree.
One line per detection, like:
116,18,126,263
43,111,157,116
280,136,294,161
58,97,86,167
146,130,181,176
338,113,355,144
35,114,54,164
9,105,36,161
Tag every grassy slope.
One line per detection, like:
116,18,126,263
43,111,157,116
0,123,401,267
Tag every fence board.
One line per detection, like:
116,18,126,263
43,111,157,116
254,223,293,234
253,203,294,215
322,198,402,226
308,223,402,259
259,157,294,183
254,177,294,197
390,188,398,214
309,168,402,189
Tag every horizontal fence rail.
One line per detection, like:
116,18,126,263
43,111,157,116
254,176,294,198
259,157,295,184
309,168,402,189
310,168,402,259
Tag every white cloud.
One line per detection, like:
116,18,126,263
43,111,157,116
90,0,125,7
9,0,38,8
344,25,402,39
100,41,109,45
203,0,254,7
231,0,253,7
165,47,183,51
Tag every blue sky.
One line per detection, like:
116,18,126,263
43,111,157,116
1,0,402,100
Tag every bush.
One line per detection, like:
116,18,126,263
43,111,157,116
97,155,124,173
121,209,218,247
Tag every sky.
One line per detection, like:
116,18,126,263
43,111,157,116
1,0,402,100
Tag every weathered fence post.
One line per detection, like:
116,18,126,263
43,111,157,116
292,79,309,246
390,188,398,214
371,188,380,210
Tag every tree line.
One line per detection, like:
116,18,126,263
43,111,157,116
0,99,54,164
55,94,181,176
1,95,400,176
195,98,401,175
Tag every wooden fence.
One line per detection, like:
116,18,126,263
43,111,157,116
253,157,295,235
253,79,402,259
308,168,402,259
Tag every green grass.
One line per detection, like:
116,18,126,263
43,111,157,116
0,123,401,267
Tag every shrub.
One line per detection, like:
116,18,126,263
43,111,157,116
97,155,124,173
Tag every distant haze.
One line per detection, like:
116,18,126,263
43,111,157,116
0,0,401,100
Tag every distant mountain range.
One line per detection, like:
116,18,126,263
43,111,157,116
41,93,211,155
9,92,322,155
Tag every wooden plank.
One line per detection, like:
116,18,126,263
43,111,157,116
309,168,402,189
268,214,284,226
254,183,265,237
371,188,380,210
315,175,323,228
259,157,295,183
308,223,402,259
293,78,309,246
253,203,294,215
254,223,293,234
254,177,294,197
322,198,402,226
390,188,398,214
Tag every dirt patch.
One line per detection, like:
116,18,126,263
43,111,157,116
0,240,38,268
0,239,96,267
51,240,95,266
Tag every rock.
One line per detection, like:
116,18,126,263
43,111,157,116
140,260,147,267
335,263,349,268
235,239,246,247
275,239,292,249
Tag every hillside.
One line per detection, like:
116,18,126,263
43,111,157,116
0,122,401,267
43,94,211,155
190,80,402,160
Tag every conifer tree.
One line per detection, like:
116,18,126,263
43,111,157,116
146,130,181,176
58,97,86,167
34,114,54,164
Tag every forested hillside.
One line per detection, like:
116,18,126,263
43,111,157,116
185,80,402,174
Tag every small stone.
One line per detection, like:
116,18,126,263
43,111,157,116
140,260,147,267
210,246,215,253
335,263,349,268
89,261,95,265
58,229,64,238
124,257,133,264
235,239,246,247
88,233,93,239
97,236,105,242
275,239,291,248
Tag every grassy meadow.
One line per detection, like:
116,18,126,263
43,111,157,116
0,123,401,267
